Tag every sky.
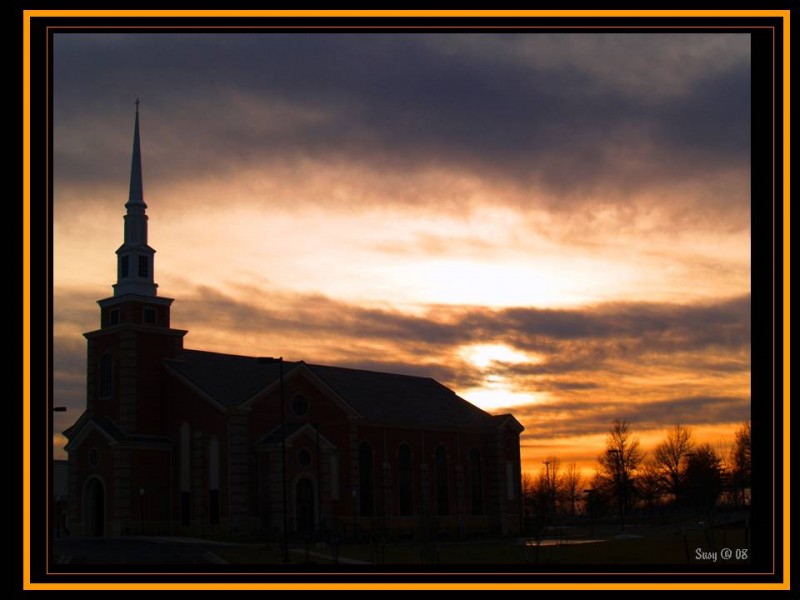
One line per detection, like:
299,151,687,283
52,32,752,474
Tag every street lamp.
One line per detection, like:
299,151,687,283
259,356,288,562
543,460,553,519
52,406,66,539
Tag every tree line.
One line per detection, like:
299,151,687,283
522,419,751,531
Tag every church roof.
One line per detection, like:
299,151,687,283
166,349,498,430
164,350,301,407
306,363,494,429
63,413,173,449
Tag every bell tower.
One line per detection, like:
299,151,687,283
85,102,186,432
113,98,157,298
67,102,188,536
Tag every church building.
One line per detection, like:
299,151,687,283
63,108,524,540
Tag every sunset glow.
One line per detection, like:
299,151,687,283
459,343,538,369
52,32,751,475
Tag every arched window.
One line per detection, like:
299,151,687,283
470,448,483,516
435,446,449,516
398,443,413,516
99,354,113,399
358,442,374,517
291,394,309,417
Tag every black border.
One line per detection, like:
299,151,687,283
26,10,786,588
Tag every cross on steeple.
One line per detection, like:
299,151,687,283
135,98,140,112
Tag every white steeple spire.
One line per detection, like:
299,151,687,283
113,100,158,297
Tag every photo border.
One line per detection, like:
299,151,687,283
22,8,790,591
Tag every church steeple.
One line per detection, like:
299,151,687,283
127,99,145,209
113,100,157,298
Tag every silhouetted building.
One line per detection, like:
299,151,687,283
63,108,524,540
53,459,69,537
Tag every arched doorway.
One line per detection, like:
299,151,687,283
82,477,105,536
295,478,315,536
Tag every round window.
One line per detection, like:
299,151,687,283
292,394,309,417
298,449,312,467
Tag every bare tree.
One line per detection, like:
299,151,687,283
562,462,584,517
637,459,665,513
541,456,561,517
653,423,694,506
521,471,537,499
597,418,644,529
521,469,553,549
521,471,536,528
684,443,725,514
729,420,751,506
583,473,611,534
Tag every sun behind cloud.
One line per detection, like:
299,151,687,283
459,343,538,369
52,33,752,475
457,343,548,411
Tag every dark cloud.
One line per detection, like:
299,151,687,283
168,286,749,361
53,282,750,448
53,33,750,221
50,32,752,460
54,285,750,396
517,394,750,441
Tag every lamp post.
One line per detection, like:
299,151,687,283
52,406,66,538
259,356,288,562
543,460,553,520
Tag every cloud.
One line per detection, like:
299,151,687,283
51,32,752,463
53,32,750,228
425,34,749,101
52,335,88,435
54,278,750,386
52,281,750,462
164,284,749,358
516,394,750,441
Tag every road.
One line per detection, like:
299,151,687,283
53,536,229,565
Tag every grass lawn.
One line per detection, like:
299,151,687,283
212,528,750,566
214,544,285,564
522,529,750,565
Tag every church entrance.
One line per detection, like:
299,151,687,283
83,477,105,536
295,478,315,536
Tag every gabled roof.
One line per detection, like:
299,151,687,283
306,364,495,430
164,349,501,430
63,413,172,451
491,413,525,433
257,422,304,444
164,350,301,407
257,422,337,451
